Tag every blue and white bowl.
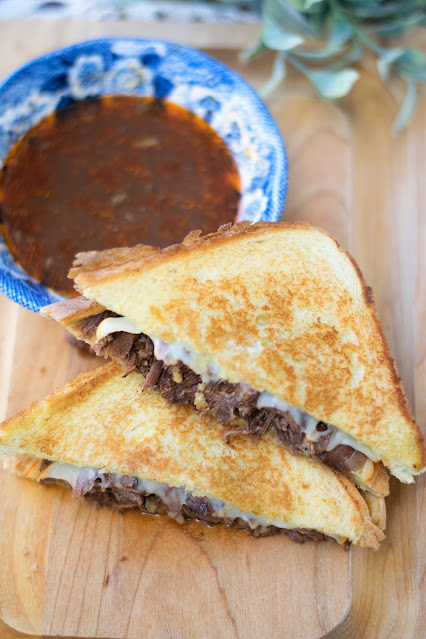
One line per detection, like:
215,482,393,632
0,38,288,313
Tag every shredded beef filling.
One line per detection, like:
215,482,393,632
40,463,344,545
75,313,369,483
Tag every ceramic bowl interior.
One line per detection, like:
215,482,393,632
0,38,288,312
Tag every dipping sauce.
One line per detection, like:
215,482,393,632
0,96,240,296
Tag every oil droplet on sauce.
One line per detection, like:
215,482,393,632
0,96,240,296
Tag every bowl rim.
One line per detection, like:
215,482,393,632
0,37,288,313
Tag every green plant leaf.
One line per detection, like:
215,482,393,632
262,18,304,50
262,0,319,37
259,52,287,97
294,13,353,60
244,0,423,130
304,0,325,8
377,48,405,80
324,43,363,72
294,43,342,61
340,0,377,4
339,41,363,65
240,41,268,64
376,48,426,82
308,68,360,98
329,13,354,45
366,12,423,38
340,0,418,19
397,49,426,82
392,79,417,135
285,0,324,10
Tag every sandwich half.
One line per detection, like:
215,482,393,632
0,362,385,549
42,222,425,492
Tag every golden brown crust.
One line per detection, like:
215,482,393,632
349,461,389,498
42,296,390,498
343,251,425,468
60,222,425,479
0,362,384,549
41,296,105,324
70,243,163,282
365,463,390,497
52,222,426,481
69,222,319,286
361,491,387,531
42,296,392,498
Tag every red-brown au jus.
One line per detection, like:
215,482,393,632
0,96,240,296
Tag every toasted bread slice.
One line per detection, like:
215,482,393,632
50,222,425,482
43,295,391,498
0,362,384,549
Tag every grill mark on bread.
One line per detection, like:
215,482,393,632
75,313,374,483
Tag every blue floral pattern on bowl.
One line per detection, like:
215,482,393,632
0,38,288,313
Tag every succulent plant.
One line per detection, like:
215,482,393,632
243,0,426,132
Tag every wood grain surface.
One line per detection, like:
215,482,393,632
0,21,424,639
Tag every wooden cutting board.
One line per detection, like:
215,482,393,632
0,21,424,639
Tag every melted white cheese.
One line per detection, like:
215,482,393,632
95,321,379,464
151,337,220,382
42,462,295,531
325,430,379,461
42,461,82,483
256,391,379,461
96,317,141,341
151,338,192,367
